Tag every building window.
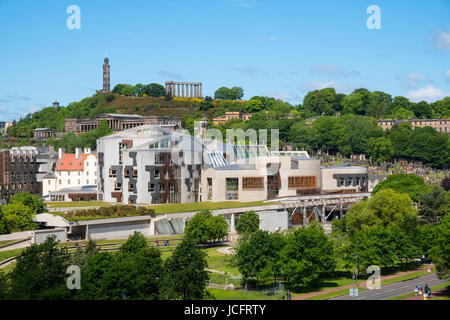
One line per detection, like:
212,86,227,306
86,171,89,176
59,179,61,185
78,179,80,184
155,169,160,179
242,177,264,190
148,183,155,192
78,171,80,176
86,179,89,184
68,179,70,185
226,178,239,200
288,176,317,188
86,162,89,166
109,169,117,178
48,180,51,185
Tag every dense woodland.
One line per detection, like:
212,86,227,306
4,86,450,168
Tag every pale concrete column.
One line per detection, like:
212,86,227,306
182,83,185,97
200,83,202,98
230,213,236,232
194,84,197,98
177,83,180,97
303,205,307,226
321,201,326,222
190,84,193,97
196,84,199,97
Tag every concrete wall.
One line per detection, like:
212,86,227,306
86,220,151,240
201,156,322,202
0,231,34,241
34,228,67,244
321,166,368,192
259,210,289,232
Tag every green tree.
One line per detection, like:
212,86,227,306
341,92,364,115
345,189,417,235
302,88,338,115
405,127,450,168
428,213,450,279
9,192,45,214
1,202,37,233
206,215,228,243
372,174,430,203
288,120,316,154
214,87,244,100
367,137,394,164
236,211,260,235
184,210,213,244
160,237,209,300
387,122,412,158
366,91,393,118
185,210,227,244
411,101,433,118
118,231,149,257
0,270,8,300
98,247,163,300
391,106,414,119
419,186,450,225
144,83,166,97
8,236,70,299
236,230,285,284
280,223,335,288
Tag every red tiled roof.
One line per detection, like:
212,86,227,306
55,153,97,171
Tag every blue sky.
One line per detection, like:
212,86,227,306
0,0,449,121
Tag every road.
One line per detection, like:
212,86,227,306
330,273,448,300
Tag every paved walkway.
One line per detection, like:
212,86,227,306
293,265,434,300
0,239,32,252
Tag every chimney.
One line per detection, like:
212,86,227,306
75,148,82,159
84,147,91,154
58,148,64,159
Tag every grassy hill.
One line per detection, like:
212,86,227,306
6,93,247,139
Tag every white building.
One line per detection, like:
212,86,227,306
42,148,97,197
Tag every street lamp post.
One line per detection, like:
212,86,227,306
353,253,358,300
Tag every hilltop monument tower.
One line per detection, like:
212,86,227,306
102,57,110,92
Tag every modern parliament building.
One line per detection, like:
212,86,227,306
96,125,368,205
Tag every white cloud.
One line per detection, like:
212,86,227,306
398,72,432,89
406,85,450,103
433,29,450,51
445,70,450,82
232,65,269,77
27,106,38,113
262,91,301,101
299,80,359,94
156,70,184,80
0,105,8,112
309,64,361,78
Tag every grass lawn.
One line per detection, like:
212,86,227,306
145,201,274,215
208,288,282,300
208,272,242,287
0,248,24,263
1,261,16,273
59,235,183,247
46,201,111,208
0,239,23,246
305,287,368,300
